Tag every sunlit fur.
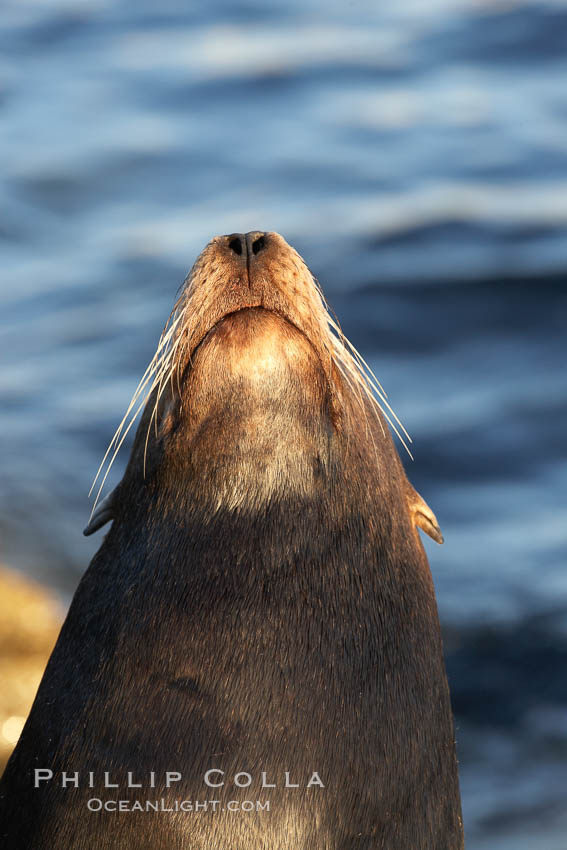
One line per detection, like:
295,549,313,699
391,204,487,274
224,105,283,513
90,233,412,513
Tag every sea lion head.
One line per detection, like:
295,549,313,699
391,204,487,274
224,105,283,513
86,231,441,542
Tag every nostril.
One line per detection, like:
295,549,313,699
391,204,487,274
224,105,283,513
229,237,243,256
252,236,265,255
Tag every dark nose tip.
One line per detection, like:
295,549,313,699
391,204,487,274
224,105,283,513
226,231,268,259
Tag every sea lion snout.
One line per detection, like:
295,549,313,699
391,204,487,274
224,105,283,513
164,231,344,421
225,230,268,262
210,230,284,291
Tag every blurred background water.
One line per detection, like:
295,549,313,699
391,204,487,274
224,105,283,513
1,0,566,846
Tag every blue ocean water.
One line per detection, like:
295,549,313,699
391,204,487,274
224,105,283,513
1,2,566,846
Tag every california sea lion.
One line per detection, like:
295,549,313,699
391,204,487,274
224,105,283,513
0,232,464,848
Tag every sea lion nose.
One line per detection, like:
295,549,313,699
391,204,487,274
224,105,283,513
226,232,268,259
245,231,267,257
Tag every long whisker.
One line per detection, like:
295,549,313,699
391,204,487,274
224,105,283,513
333,334,412,445
339,334,411,442
142,338,184,477
90,391,152,514
89,310,186,512
311,273,413,458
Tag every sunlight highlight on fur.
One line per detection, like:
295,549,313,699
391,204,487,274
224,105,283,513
90,246,412,515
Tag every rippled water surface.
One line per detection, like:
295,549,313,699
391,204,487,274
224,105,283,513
1,2,566,846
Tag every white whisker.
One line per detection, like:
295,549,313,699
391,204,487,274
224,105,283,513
89,307,188,512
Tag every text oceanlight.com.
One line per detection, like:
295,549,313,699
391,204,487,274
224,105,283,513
86,799,270,813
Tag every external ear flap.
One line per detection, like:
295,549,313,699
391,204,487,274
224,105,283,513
83,489,117,537
407,485,444,544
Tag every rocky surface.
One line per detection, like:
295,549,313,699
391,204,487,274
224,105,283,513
0,567,62,773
